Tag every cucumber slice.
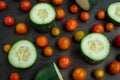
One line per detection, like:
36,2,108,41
75,0,98,11
107,2,120,25
80,33,110,64
35,62,63,80
8,40,37,68
29,3,56,33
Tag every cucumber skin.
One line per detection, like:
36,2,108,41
35,63,60,80
80,33,110,64
88,0,98,10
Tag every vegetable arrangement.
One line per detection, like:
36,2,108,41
1,0,120,80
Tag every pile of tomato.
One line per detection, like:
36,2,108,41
1,0,120,80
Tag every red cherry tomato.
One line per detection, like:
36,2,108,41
97,10,106,19
10,72,20,80
80,12,90,22
0,1,7,11
70,4,79,14
58,55,71,69
115,34,120,48
91,23,104,34
56,8,66,20
38,0,46,2
4,16,15,27
20,0,32,12
52,0,64,6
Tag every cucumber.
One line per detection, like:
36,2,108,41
35,62,63,80
75,0,98,11
80,33,110,64
8,40,37,68
107,2,120,25
29,3,56,33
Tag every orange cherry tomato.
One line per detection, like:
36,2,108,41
43,46,54,57
57,36,71,50
80,12,90,22
3,43,11,53
70,4,79,14
56,8,66,20
72,67,87,80
0,1,7,11
10,72,20,80
20,0,32,12
115,34,120,48
15,23,28,35
105,22,114,32
52,0,63,6
108,60,120,75
4,16,15,27
58,55,71,69
97,10,106,19
65,19,78,31
36,35,48,48
91,23,104,33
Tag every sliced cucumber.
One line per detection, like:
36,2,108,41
29,3,56,33
8,40,37,68
75,0,98,11
107,2,120,25
80,33,110,64
35,62,63,80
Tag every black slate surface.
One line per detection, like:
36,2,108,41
0,0,120,80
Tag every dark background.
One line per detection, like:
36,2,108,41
0,0,120,80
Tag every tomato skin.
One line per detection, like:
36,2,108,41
38,0,46,2
57,36,71,50
36,35,48,48
20,0,32,12
0,1,7,11
115,34,120,48
52,0,63,6
72,67,87,80
10,72,20,80
15,23,28,35
65,19,78,31
4,16,15,27
51,27,61,37
97,10,106,19
105,22,114,32
93,68,105,79
43,46,53,57
80,12,90,22
91,23,104,33
3,44,11,53
108,60,120,75
58,55,71,69
56,8,66,20
70,4,79,14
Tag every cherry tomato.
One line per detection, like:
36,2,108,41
91,23,104,33
116,54,120,62
105,22,114,32
72,67,87,80
70,4,79,14
115,34,120,48
57,36,71,50
93,68,105,79
52,0,63,6
74,30,85,42
58,55,71,69
97,10,106,19
4,16,15,27
108,60,120,75
15,23,28,35
65,19,78,32
0,1,7,11
3,43,11,53
10,72,20,80
80,12,90,22
36,35,48,48
43,46,54,57
51,27,61,37
38,0,46,2
56,8,66,20
20,0,32,12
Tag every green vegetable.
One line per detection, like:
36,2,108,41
107,2,120,25
80,33,110,64
35,62,63,80
29,3,56,33
75,0,98,11
8,40,37,68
